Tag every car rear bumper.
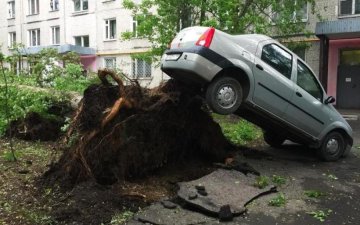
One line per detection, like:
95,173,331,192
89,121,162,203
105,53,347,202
161,46,231,84
161,53,219,84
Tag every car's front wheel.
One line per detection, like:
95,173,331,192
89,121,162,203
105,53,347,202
263,132,285,148
205,76,243,115
317,131,346,161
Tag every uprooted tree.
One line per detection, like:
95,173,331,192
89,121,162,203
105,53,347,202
44,70,236,187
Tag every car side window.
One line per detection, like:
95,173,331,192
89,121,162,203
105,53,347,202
297,60,323,101
261,44,293,79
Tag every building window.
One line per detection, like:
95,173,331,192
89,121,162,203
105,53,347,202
8,1,15,19
29,0,39,15
295,2,308,22
272,1,308,22
74,0,88,12
51,26,60,45
74,35,89,47
8,32,16,48
132,15,146,37
104,57,116,69
132,59,152,78
105,19,117,40
28,29,40,46
340,49,360,65
132,17,138,37
339,0,360,16
50,0,59,11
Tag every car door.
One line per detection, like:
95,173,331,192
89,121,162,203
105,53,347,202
284,59,328,138
252,42,295,117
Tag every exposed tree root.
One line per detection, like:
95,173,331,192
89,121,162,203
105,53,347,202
43,70,235,188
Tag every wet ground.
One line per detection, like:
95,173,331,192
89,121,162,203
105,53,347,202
129,117,360,225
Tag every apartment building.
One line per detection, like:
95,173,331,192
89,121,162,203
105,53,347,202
0,0,165,87
315,0,360,109
280,0,360,109
1,1,359,108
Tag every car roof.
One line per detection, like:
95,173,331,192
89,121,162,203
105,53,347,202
233,34,272,42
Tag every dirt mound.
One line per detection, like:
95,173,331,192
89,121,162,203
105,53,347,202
44,70,234,187
6,112,63,141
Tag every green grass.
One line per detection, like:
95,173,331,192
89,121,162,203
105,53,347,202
304,190,326,198
213,114,262,145
271,175,286,186
0,140,58,225
110,210,134,224
2,150,19,162
254,176,270,189
307,209,332,222
268,193,286,207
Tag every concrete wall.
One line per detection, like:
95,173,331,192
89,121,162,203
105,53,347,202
304,41,320,77
297,0,338,78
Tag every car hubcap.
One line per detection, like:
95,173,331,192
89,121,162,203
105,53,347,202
326,138,339,154
217,85,237,109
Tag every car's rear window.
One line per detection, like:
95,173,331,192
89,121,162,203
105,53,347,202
170,27,208,49
261,44,293,79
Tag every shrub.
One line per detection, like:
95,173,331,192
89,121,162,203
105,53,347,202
0,86,64,135
54,75,98,93
64,63,83,79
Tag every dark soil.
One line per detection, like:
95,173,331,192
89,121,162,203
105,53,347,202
49,159,216,225
43,70,235,188
0,138,217,225
6,112,64,141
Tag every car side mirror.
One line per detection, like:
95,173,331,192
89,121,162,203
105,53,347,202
324,96,335,104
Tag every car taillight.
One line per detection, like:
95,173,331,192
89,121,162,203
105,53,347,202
195,27,215,48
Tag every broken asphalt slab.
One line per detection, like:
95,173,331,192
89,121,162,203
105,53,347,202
177,169,276,216
129,169,276,224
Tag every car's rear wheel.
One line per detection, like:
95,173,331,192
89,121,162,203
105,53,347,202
263,132,285,148
317,131,346,161
206,76,242,115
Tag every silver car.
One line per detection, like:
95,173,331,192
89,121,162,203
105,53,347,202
161,26,353,161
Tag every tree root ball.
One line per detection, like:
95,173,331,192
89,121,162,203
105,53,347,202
44,70,235,187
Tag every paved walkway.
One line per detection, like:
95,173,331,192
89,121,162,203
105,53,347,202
128,111,360,225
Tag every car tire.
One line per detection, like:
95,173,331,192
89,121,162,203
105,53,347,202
263,132,285,148
206,76,243,115
317,131,346,161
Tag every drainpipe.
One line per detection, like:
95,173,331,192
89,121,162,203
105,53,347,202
319,35,329,92
63,0,66,45
19,0,24,71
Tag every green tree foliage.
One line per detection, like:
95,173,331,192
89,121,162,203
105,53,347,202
123,0,317,58
0,46,96,135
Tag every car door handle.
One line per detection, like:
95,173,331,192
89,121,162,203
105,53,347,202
256,64,264,71
296,92,302,97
